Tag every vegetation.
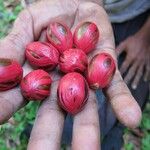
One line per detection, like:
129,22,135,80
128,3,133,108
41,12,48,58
0,0,149,149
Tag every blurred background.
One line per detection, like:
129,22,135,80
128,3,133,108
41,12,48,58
0,0,150,150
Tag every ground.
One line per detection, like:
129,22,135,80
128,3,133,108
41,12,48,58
0,0,150,150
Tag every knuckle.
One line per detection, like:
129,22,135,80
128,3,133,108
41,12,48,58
129,55,134,60
8,9,33,47
16,9,32,25
7,32,22,49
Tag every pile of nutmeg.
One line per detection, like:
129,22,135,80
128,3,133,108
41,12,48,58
0,22,116,114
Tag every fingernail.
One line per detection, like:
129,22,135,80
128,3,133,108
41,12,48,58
132,84,137,90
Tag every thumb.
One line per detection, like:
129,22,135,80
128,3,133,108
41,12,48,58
0,9,34,64
0,0,78,65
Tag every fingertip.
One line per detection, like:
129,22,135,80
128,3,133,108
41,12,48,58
72,90,100,150
28,82,65,150
131,84,137,90
106,70,142,129
122,103,142,129
111,96,142,129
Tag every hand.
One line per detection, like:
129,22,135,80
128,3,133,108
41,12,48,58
0,0,141,149
116,22,150,89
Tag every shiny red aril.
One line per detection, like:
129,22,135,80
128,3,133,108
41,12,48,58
47,22,73,54
0,58,23,91
73,22,99,54
59,48,88,73
87,53,116,89
20,69,52,101
26,42,59,71
58,72,89,114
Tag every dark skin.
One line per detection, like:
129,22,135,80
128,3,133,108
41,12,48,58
117,16,150,89
0,0,141,149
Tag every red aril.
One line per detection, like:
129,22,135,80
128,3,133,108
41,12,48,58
87,53,116,89
47,22,73,54
59,48,88,73
58,72,89,114
0,58,23,91
73,22,99,54
20,69,52,101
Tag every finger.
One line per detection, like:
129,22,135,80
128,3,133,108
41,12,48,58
28,0,77,39
131,64,144,89
120,56,132,75
116,41,127,56
27,81,65,150
73,2,142,129
124,61,139,84
71,1,116,60
0,87,26,124
0,62,33,124
0,0,78,64
144,67,150,81
144,55,150,81
72,90,100,150
0,0,77,124
0,9,33,64
106,70,142,128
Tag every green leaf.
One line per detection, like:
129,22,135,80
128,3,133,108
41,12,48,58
124,142,134,150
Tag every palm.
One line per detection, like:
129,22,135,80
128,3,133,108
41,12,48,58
0,0,141,149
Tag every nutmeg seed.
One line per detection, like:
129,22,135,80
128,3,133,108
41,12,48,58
0,58,23,91
87,53,116,89
47,22,73,54
20,69,52,101
58,72,89,114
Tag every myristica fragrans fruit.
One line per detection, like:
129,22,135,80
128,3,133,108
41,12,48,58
87,53,116,89
26,42,59,71
73,22,99,54
20,70,52,101
58,72,89,114
59,48,88,73
47,22,73,54
0,58,23,91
